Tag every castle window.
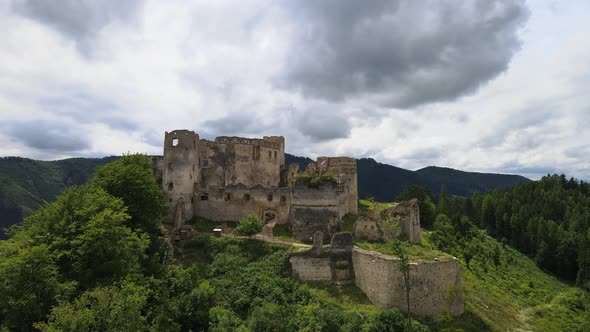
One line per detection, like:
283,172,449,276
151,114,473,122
191,197,194,203
280,195,287,205
200,193,209,201
244,193,251,201
253,146,260,160
172,138,179,146
268,151,272,159
224,192,231,201
274,151,277,160
168,162,173,170
168,182,174,191
202,159,209,168
267,193,273,201
151,159,157,169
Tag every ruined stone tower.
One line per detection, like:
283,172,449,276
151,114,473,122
162,130,199,226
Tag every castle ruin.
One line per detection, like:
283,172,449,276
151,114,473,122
152,129,464,320
152,129,358,242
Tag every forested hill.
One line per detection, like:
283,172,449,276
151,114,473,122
0,156,119,238
415,166,531,197
470,174,590,285
286,155,530,201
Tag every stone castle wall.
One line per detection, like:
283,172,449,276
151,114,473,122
352,248,464,320
290,183,341,242
290,232,354,283
316,157,358,216
193,185,291,224
199,137,283,190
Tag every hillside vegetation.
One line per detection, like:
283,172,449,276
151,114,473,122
0,156,119,238
0,155,587,331
428,214,590,331
1,154,529,237
0,154,430,331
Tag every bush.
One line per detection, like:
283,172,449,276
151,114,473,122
294,170,337,188
235,215,263,237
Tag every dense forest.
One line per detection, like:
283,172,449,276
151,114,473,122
409,174,590,288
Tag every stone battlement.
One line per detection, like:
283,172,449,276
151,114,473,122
213,136,282,149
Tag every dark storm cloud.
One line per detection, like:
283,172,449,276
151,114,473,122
202,110,276,139
11,0,142,54
39,88,138,131
295,108,351,142
4,120,91,152
277,0,529,108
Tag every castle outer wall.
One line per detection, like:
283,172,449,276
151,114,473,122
352,248,464,320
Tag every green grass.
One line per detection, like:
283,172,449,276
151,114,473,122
431,230,590,332
186,216,237,233
359,199,394,213
308,283,379,314
355,233,453,261
272,223,304,244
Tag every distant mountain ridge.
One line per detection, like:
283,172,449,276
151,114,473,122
0,154,530,238
286,155,531,201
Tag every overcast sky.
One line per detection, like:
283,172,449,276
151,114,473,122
1,0,588,180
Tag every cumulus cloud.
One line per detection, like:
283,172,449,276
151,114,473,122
0,0,589,182
38,87,137,130
3,120,91,153
294,106,351,142
277,0,529,108
11,0,142,54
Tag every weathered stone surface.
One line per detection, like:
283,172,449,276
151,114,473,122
384,198,421,244
156,129,359,242
289,232,354,284
330,232,353,251
353,218,382,241
353,199,421,244
352,248,463,320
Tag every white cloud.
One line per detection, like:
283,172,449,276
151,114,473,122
0,0,588,180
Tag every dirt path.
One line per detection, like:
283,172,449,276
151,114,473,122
227,233,312,248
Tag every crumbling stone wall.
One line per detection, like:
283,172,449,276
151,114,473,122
290,183,341,242
384,199,421,244
353,218,382,241
198,136,283,189
352,248,464,320
354,199,421,244
193,185,291,224
316,157,358,216
290,232,354,283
